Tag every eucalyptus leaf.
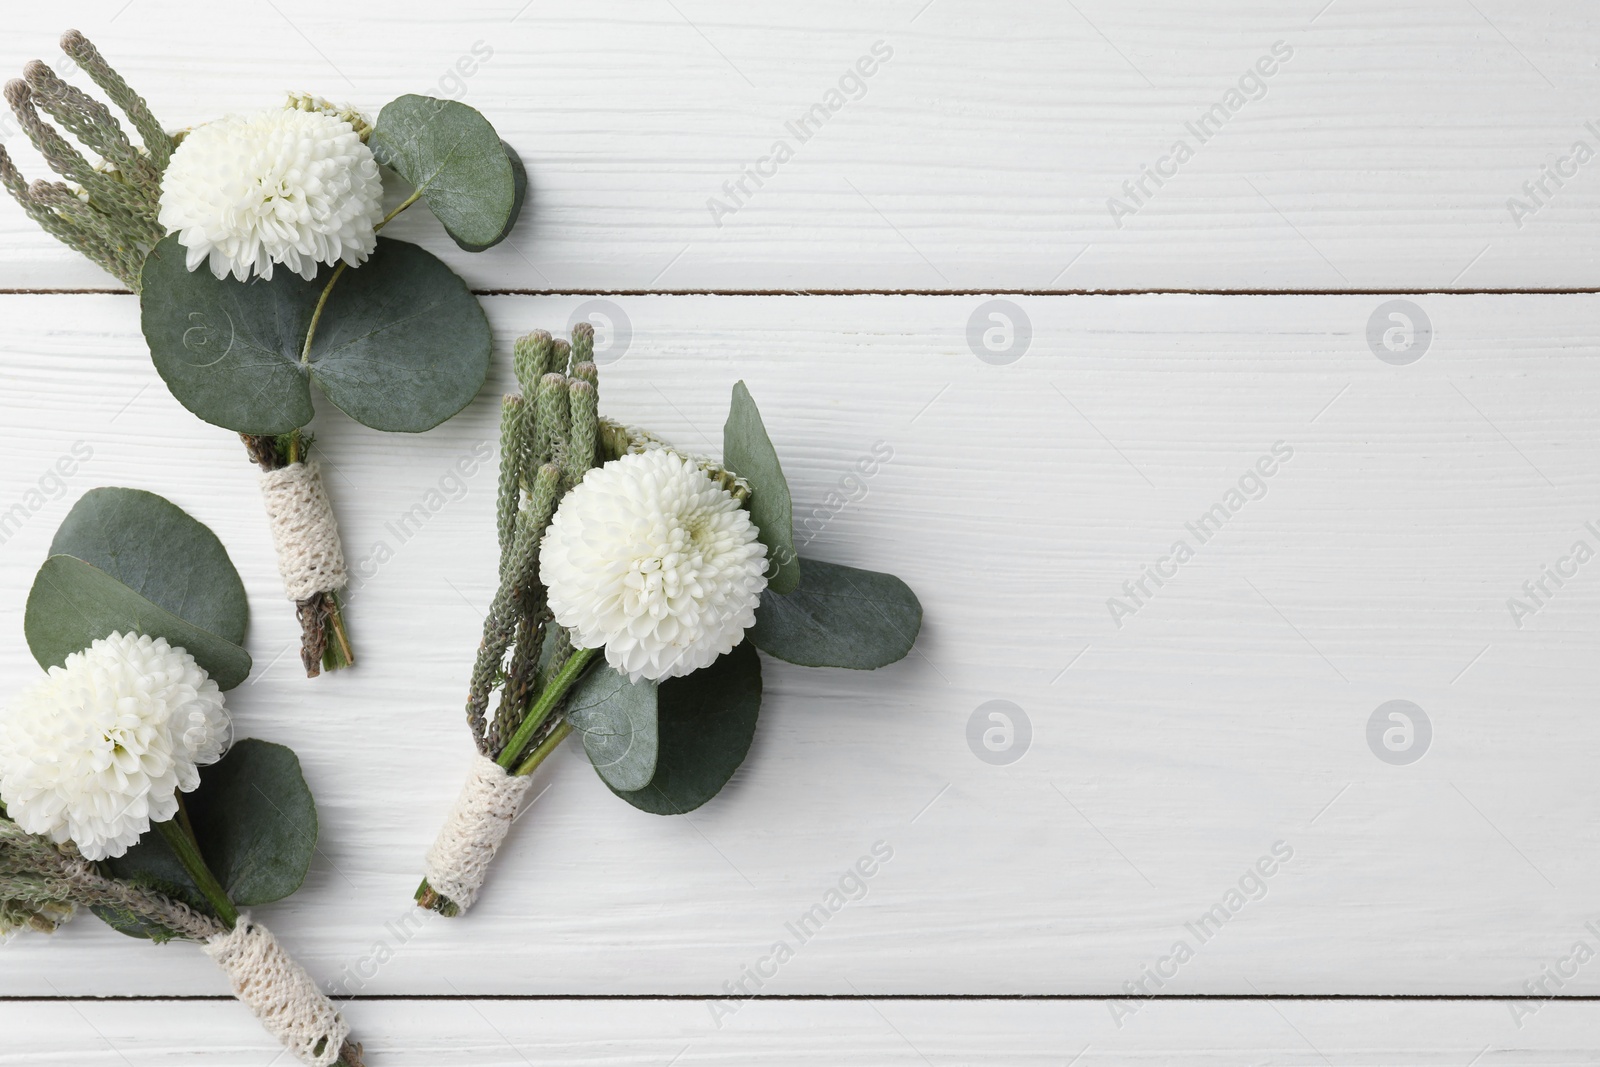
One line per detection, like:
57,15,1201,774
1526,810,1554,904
308,238,491,430
611,642,761,815
139,235,314,435
90,906,185,942
140,234,491,435
566,666,658,791
97,740,318,939
50,487,247,646
370,95,522,251
724,381,799,594
749,557,922,670
25,555,251,690
180,739,318,907
452,141,527,254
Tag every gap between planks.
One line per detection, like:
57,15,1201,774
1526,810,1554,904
3,994,1599,1003
6,288,1600,298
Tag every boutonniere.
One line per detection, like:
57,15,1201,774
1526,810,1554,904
417,327,922,915
1,31,524,676
3,488,360,1065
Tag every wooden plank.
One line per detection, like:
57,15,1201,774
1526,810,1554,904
0,293,1597,997
0,997,1596,1065
1,2,1598,290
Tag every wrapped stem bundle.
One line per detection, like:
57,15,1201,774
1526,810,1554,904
4,488,364,1063
418,325,604,914
2,30,528,677
0,820,362,1066
0,32,353,673
419,326,923,915
242,432,354,675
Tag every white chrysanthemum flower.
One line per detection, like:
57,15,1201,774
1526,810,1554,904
158,107,383,282
0,633,230,861
541,450,769,682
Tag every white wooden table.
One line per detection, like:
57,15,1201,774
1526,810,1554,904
3,1,1599,1062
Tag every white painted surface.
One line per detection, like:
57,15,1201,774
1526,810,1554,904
5,2,1600,1056
0,2,1598,291
1,997,1596,1065
0,294,1596,1002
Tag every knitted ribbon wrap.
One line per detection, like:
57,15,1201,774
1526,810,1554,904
259,462,347,602
422,754,533,913
203,917,350,1067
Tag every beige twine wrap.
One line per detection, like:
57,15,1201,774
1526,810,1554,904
259,462,348,601
203,917,350,1067
422,754,533,912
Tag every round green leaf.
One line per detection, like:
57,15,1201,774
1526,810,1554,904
140,234,315,435
567,666,658,791
180,739,318,907
610,641,762,815
25,555,251,690
140,235,491,435
50,487,247,646
309,238,491,431
370,95,521,251
749,557,922,670
724,381,799,594
98,740,319,938
452,141,527,254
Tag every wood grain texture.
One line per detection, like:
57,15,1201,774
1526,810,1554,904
1,1,1598,291
0,293,1595,1000
2,997,1598,1065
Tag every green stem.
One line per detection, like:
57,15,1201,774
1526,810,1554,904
154,812,238,928
513,721,573,777
323,591,354,671
299,261,348,365
377,188,422,231
174,789,200,842
295,189,422,367
495,646,600,771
